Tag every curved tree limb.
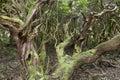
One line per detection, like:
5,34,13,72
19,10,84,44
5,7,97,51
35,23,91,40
0,16,22,34
0,16,22,29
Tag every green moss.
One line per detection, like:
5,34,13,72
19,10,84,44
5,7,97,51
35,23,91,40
73,49,97,60
0,15,24,26
52,55,75,79
52,49,98,80
56,35,72,58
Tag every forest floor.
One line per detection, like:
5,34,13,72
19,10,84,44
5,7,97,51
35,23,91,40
0,45,120,80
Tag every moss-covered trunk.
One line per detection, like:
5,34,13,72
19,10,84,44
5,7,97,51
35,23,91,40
51,34,120,80
14,34,38,73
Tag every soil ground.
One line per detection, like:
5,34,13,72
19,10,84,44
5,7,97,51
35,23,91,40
0,44,120,80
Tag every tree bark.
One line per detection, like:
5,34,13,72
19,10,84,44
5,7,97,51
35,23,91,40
14,33,38,73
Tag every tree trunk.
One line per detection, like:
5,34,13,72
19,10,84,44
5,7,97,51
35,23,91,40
0,15,39,73
12,32,38,73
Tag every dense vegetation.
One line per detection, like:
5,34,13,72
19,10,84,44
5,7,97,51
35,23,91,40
0,0,120,80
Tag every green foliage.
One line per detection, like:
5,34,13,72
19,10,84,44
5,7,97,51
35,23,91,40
29,65,49,80
73,0,88,11
59,0,88,14
0,27,17,57
27,42,52,80
28,51,49,80
0,30,9,43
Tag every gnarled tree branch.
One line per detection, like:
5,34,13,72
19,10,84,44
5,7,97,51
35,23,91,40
52,33,120,80
76,4,118,49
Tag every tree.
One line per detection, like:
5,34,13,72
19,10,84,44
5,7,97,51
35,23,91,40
0,0,52,72
0,0,120,79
